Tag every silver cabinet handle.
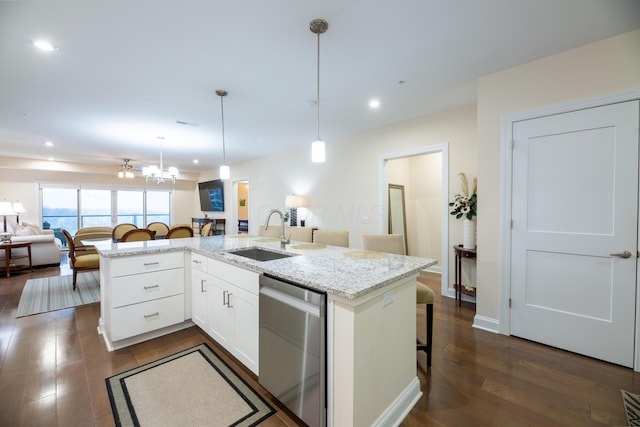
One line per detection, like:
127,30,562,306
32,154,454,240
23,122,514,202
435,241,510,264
201,279,206,293
144,262,160,266
144,312,159,319
609,250,632,258
223,290,227,306
143,284,160,290
227,293,233,308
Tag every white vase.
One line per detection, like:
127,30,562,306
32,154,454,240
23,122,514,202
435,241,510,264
463,219,476,249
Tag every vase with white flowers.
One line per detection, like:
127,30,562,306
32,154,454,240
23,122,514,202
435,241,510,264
449,172,477,249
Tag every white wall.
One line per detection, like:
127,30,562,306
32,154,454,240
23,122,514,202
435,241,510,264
476,29,640,322
202,104,477,287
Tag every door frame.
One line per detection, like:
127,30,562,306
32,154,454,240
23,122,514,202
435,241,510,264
230,176,250,235
499,87,640,368
379,144,449,298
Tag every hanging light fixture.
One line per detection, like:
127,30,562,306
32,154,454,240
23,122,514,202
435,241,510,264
310,18,328,163
142,137,179,184
216,89,230,180
118,158,135,179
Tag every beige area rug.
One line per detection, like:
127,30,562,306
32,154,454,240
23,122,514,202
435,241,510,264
106,344,274,427
16,271,100,317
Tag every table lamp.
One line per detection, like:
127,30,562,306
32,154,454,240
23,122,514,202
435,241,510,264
0,201,15,243
12,201,26,223
285,194,309,227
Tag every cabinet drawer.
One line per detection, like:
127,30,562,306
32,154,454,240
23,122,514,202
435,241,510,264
110,294,185,341
208,259,259,295
191,252,208,273
111,268,184,308
111,252,184,277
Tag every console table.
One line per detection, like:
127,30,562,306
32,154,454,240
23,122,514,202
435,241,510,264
2,241,33,278
453,244,476,306
191,218,226,235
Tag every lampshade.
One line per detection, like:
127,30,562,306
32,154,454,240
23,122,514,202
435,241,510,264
311,140,325,163
143,138,178,184
0,201,15,215
219,165,230,180
12,202,26,214
285,194,309,208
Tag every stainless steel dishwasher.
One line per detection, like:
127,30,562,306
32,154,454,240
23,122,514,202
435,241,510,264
259,274,326,427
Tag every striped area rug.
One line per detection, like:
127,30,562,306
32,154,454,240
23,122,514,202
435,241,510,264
622,390,640,426
16,271,100,317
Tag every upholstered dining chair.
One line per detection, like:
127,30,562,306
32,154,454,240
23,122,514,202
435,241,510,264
200,222,213,237
120,228,155,242
62,229,100,291
166,225,194,239
147,222,169,239
73,226,113,255
314,230,349,247
112,223,137,242
361,233,434,367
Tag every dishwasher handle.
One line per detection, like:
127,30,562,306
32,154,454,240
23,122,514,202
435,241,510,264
260,286,322,317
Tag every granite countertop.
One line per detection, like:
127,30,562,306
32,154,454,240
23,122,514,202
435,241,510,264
94,235,436,299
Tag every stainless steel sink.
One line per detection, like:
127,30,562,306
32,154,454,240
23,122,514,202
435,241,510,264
227,247,294,262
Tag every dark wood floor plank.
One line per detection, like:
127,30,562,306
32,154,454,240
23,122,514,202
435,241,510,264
0,262,638,426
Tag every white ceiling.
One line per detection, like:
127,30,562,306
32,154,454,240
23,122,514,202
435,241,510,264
1,0,639,175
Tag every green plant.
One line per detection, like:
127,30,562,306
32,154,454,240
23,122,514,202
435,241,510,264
449,172,477,220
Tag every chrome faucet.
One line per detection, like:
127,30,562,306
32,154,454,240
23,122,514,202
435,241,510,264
265,209,290,249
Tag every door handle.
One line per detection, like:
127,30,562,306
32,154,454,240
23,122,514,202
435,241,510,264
609,250,632,259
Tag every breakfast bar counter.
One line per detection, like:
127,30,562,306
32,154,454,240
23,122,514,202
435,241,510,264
95,235,436,427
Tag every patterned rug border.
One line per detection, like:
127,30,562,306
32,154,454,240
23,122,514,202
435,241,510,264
106,343,274,427
16,271,100,317
622,389,640,427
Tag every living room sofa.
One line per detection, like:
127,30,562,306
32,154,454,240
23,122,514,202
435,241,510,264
0,226,63,267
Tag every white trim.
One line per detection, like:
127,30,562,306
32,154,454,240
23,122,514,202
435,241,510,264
370,377,422,427
499,87,640,361
379,144,449,298
472,315,499,334
230,176,250,235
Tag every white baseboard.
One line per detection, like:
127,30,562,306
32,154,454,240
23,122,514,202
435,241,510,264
472,314,499,334
371,377,422,427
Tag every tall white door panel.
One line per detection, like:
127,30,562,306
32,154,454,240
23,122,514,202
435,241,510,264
510,100,639,367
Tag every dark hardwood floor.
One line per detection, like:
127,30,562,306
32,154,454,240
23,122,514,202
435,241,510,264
0,257,637,426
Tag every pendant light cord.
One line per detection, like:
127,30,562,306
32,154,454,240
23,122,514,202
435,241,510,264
316,31,321,141
220,95,226,164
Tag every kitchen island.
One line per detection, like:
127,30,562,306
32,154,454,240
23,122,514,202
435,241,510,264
95,235,435,427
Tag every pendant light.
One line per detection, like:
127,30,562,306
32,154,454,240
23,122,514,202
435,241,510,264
310,19,328,163
216,89,230,180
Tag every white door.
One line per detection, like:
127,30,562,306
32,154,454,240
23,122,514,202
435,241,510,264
510,100,639,367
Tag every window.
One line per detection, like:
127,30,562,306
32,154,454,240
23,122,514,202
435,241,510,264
40,186,172,241
42,187,79,238
146,191,170,225
117,190,144,227
81,189,111,227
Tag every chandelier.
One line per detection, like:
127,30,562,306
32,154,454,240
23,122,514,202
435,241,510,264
143,137,178,184
118,158,134,179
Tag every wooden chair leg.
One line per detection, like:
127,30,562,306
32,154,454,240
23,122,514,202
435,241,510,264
417,302,433,367
426,303,433,367
73,269,78,291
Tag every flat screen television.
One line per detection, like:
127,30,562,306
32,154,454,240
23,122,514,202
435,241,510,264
198,179,225,212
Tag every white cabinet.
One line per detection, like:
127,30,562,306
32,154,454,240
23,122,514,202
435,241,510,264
191,252,209,330
190,256,259,374
100,251,187,347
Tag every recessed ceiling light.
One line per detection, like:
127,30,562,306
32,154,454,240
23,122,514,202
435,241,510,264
45,141,53,147
33,40,57,51
369,99,381,109
48,157,54,161
193,159,199,164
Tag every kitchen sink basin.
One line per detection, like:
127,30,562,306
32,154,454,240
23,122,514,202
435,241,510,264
227,247,294,262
